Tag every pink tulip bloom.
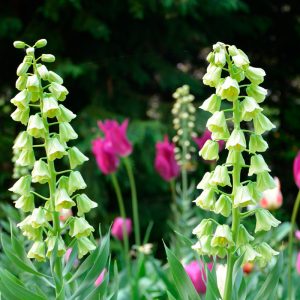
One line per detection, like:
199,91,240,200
95,269,106,287
260,177,283,210
154,136,180,181
194,130,224,163
295,230,300,241
293,151,300,188
297,252,300,274
111,217,132,240
98,119,133,157
92,138,119,175
184,260,213,294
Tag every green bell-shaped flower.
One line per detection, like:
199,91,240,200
42,95,59,118
68,171,87,195
59,122,78,143
197,172,213,190
240,244,261,264
68,146,89,169
32,160,51,184
226,129,246,151
16,75,28,91
214,194,231,217
27,241,46,262
245,66,266,85
192,219,214,238
200,94,221,114
207,111,230,139
217,76,240,101
16,148,35,167
46,137,67,161
76,194,98,216
210,165,231,187
226,150,245,166
240,96,262,121
9,175,31,195
13,131,32,150
45,235,66,258
27,114,45,138
77,237,96,259
256,171,276,191
48,71,63,84
57,104,76,122
255,242,279,267
248,154,270,176
232,49,250,70
16,62,30,76
10,90,29,110
236,224,254,247
247,181,263,203
194,188,216,210
11,107,30,125
17,215,42,241
249,134,268,153
233,185,255,208
253,112,275,135
246,84,267,103
31,207,48,228
69,217,95,238
26,74,41,93
14,193,35,212
49,82,69,101
36,64,49,80
203,65,222,87
255,209,281,232
199,140,219,161
55,188,75,211
211,224,234,248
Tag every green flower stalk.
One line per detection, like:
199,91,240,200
193,42,280,299
9,39,97,298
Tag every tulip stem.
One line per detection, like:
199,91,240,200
123,157,141,246
287,189,300,300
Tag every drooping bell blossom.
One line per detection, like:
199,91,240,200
259,177,283,210
92,138,119,175
295,230,300,241
98,119,133,157
293,151,300,188
111,217,132,241
184,260,213,294
194,129,225,153
154,136,180,181
95,269,106,287
297,252,300,274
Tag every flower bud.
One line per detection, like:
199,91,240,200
228,45,238,56
36,64,49,80
55,188,75,211
46,137,66,161
232,49,250,70
200,94,221,114
13,41,26,49
49,82,69,101
34,39,47,48
16,149,35,167
217,76,240,101
45,235,66,258
197,172,212,190
9,175,31,195
249,134,268,153
245,67,266,85
27,241,46,261
246,84,267,103
236,224,254,247
77,237,96,259
226,150,245,166
226,129,246,151
10,90,29,109
203,65,222,87
11,107,30,125
17,62,30,76
48,71,63,84
16,75,28,91
194,188,215,210
68,171,87,195
31,207,48,228
255,242,279,267
248,154,270,176
256,171,276,192
14,193,35,212
59,122,78,142
57,104,76,122
210,165,231,187
240,96,262,121
76,194,98,216
233,185,255,208
68,146,89,169
32,160,50,184
253,112,275,135
26,74,40,92
199,140,219,161
211,224,234,248
26,47,35,56
41,54,55,63
192,219,214,238
255,209,281,232
42,95,59,118
214,194,231,217
13,131,32,150
69,217,94,238
214,48,226,66
27,114,45,138
206,52,214,63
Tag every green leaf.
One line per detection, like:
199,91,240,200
205,261,221,300
253,252,283,300
167,291,178,300
63,242,78,277
165,244,200,300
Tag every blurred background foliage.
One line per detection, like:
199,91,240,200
0,0,299,248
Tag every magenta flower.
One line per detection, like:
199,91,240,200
194,129,225,152
293,151,300,188
184,260,213,294
95,269,106,287
295,230,300,241
154,136,180,181
111,217,132,241
92,138,119,175
98,119,133,157
297,252,300,274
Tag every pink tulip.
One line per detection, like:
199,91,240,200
260,177,283,210
184,260,213,294
95,269,106,287
111,217,132,240
98,119,133,157
295,230,300,241
293,151,300,188
297,252,300,274
92,138,119,174
194,130,224,162
154,136,180,181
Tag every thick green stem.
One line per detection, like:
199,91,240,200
223,94,241,300
287,189,300,300
123,157,141,246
